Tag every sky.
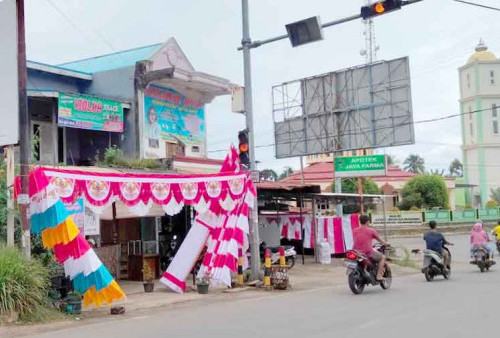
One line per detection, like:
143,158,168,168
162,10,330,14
22,0,500,175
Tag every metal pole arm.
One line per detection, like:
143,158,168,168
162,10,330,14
237,0,424,51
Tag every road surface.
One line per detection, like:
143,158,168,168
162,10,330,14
21,235,500,337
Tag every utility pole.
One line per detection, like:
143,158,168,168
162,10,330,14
241,0,260,281
17,0,31,258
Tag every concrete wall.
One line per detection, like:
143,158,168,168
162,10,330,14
85,67,137,157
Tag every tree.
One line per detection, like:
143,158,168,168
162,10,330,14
386,155,397,166
428,168,445,176
259,169,278,182
490,188,500,204
278,166,294,180
449,159,463,177
398,175,449,210
403,154,425,174
338,178,381,195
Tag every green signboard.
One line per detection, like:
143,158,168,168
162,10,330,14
58,93,123,132
334,155,386,178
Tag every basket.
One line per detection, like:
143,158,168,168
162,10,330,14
270,265,290,290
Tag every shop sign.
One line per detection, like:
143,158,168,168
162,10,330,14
371,212,423,227
143,85,205,151
335,155,386,178
58,93,123,132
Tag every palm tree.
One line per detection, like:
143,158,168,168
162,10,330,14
403,154,425,174
449,159,463,177
278,166,294,180
429,168,445,176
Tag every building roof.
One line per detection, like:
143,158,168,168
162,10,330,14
58,43,162,73
467,39,497,64
279,161,416,184
27,60,93,80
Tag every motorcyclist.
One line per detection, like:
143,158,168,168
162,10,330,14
491,221,500,250
352,214,389,282
423,221,452,271
470,222,494,261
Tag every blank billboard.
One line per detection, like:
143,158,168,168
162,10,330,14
0,0,19,147
272,57,414,159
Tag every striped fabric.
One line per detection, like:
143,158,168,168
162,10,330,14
304,214,360,254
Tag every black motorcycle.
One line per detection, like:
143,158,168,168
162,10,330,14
471,246,495,273
344,244,392,295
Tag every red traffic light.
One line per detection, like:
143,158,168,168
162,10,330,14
361,0,401,20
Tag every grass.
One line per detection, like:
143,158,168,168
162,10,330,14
17,305,68,325
389,247,421,270
0,246,50,320
95,146,169,170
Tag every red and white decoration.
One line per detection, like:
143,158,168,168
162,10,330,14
260,213,360,255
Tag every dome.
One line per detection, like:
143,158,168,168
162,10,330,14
467,39,497,64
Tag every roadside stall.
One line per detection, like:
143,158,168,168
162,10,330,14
16,147,255,306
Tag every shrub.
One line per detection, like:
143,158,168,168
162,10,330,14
0,246,49,317
485,200,499,208
409,206,421,211
398,175,449,210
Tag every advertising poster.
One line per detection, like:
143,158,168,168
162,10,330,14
143,85,205,151
64,198,85,234
58,93,123,132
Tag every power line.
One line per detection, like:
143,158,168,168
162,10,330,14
453,0,500,11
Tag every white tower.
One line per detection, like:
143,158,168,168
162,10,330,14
460,40,500,207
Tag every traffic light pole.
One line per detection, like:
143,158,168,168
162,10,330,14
241,0,261,281
239,0,423,281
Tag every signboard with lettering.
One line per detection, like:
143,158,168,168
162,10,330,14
371,212,423,228
334,155,386,178
58,93,123,132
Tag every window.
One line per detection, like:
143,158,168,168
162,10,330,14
467,73,471,89
494,121,499,135
191,146,200,153
493,104,498,118
491,70,495,85
470,123,474,138
468,107,473,121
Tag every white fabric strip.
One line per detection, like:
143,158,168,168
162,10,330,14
63,249,102,279
342,216,354,250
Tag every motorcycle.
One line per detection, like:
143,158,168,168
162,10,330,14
497,240,500,255
344,244,392,295
421,247,451,282
160,234,180,272
471,245,495,273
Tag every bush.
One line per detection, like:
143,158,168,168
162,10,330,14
96,146,166,170
398,175,449,210
409,206,421,211
485,200,499,208
0,246,49,317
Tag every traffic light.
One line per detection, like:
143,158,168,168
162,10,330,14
361,0,402,20
238,130,250,168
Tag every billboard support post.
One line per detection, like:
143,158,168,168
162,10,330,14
17,0,31,258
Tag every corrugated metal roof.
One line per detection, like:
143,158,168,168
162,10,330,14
58,43,162,73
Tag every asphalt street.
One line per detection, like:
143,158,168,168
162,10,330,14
21,234,500,338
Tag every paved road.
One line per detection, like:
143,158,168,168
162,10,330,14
24,235,500,338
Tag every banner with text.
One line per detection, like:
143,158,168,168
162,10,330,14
372,212,423,227
58,93,123,132
143,85,205,151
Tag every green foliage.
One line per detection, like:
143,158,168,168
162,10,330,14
278,166,294,180
339,178,381,195
96,146,166,170
428,168,445,176
403,154,425,174
259,169,278,182
0,246,49,317
449,159,463,177
490,188,500,204
409,206,422,211
485,200,499,208
0,161,20,244
398,175,449,210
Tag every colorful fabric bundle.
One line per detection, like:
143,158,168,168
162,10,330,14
27,178,125,307
304,214,360,254
161,146,256,291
